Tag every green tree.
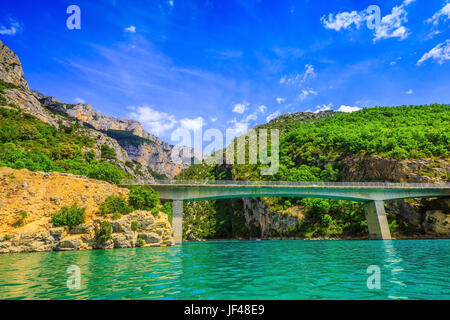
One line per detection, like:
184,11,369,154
100,144,117,160
128,186,160,210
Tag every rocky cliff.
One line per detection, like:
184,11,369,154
0,40,200,179
0,40,28,90
0,167,174,254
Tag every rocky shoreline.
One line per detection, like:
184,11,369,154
0,210,174,254
184,234,450,242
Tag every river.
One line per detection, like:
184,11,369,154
0,240,448,299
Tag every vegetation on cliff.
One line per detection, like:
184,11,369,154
177,104,450,240
0,107,127,184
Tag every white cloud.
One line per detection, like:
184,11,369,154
320,1,415,42
0,19,22,36
314,103,333,113
417,40,450,65
227,118,251,138
168,0,174,7
280,64,316,87
338,105,361,112
226,106,261,139
245,112,258,122
276,97,285,104
124,25,136,33
405,89,413,94
426,30,442,40
210,117,218,122
426,3,450,26
74,97,86,104
232,102,248,114
373,0,415,42
180,117,204,131
320,10,366,31
266,111,280,122
298,88,318,101
128,106,177,135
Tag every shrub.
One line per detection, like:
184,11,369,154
51,204,85,227
125,161,134,169
151,207,160,217
136,238,145,247
162,202,173,224
128,186,160,210
100,144,117,160
95,221,112,244
84,150,96,163
131,221,139,231
112,212,122,220
87,161,125,185
389,219,399,236
98,195,132,216
13,210,28,227
2,235,11,242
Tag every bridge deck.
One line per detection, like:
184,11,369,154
124,180,450,190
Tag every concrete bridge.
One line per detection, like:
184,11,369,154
124,180,450,244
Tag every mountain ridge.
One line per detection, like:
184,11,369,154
0,40,201,179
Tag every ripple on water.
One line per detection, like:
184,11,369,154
0,240,448,300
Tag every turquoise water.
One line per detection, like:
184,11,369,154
0,240,448,300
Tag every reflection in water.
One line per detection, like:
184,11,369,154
381,241,407,299
0,240,448,300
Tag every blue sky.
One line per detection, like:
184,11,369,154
0,0,449,143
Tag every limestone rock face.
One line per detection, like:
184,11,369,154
112,232,136,248
0,40,29,90
138,232,161,244
2,87,59,126
241,197,302,238
423,210,450,235
341,155,448,183
30,91,202,179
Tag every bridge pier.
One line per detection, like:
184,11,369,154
364,200,392,240
172,200,184,245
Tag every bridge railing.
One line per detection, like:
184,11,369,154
123,179,450,188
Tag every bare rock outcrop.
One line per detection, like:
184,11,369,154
0,40,29,90
341,154,448,183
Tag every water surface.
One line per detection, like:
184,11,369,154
0,240,448,299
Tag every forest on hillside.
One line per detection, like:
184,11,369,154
176,104,450,239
